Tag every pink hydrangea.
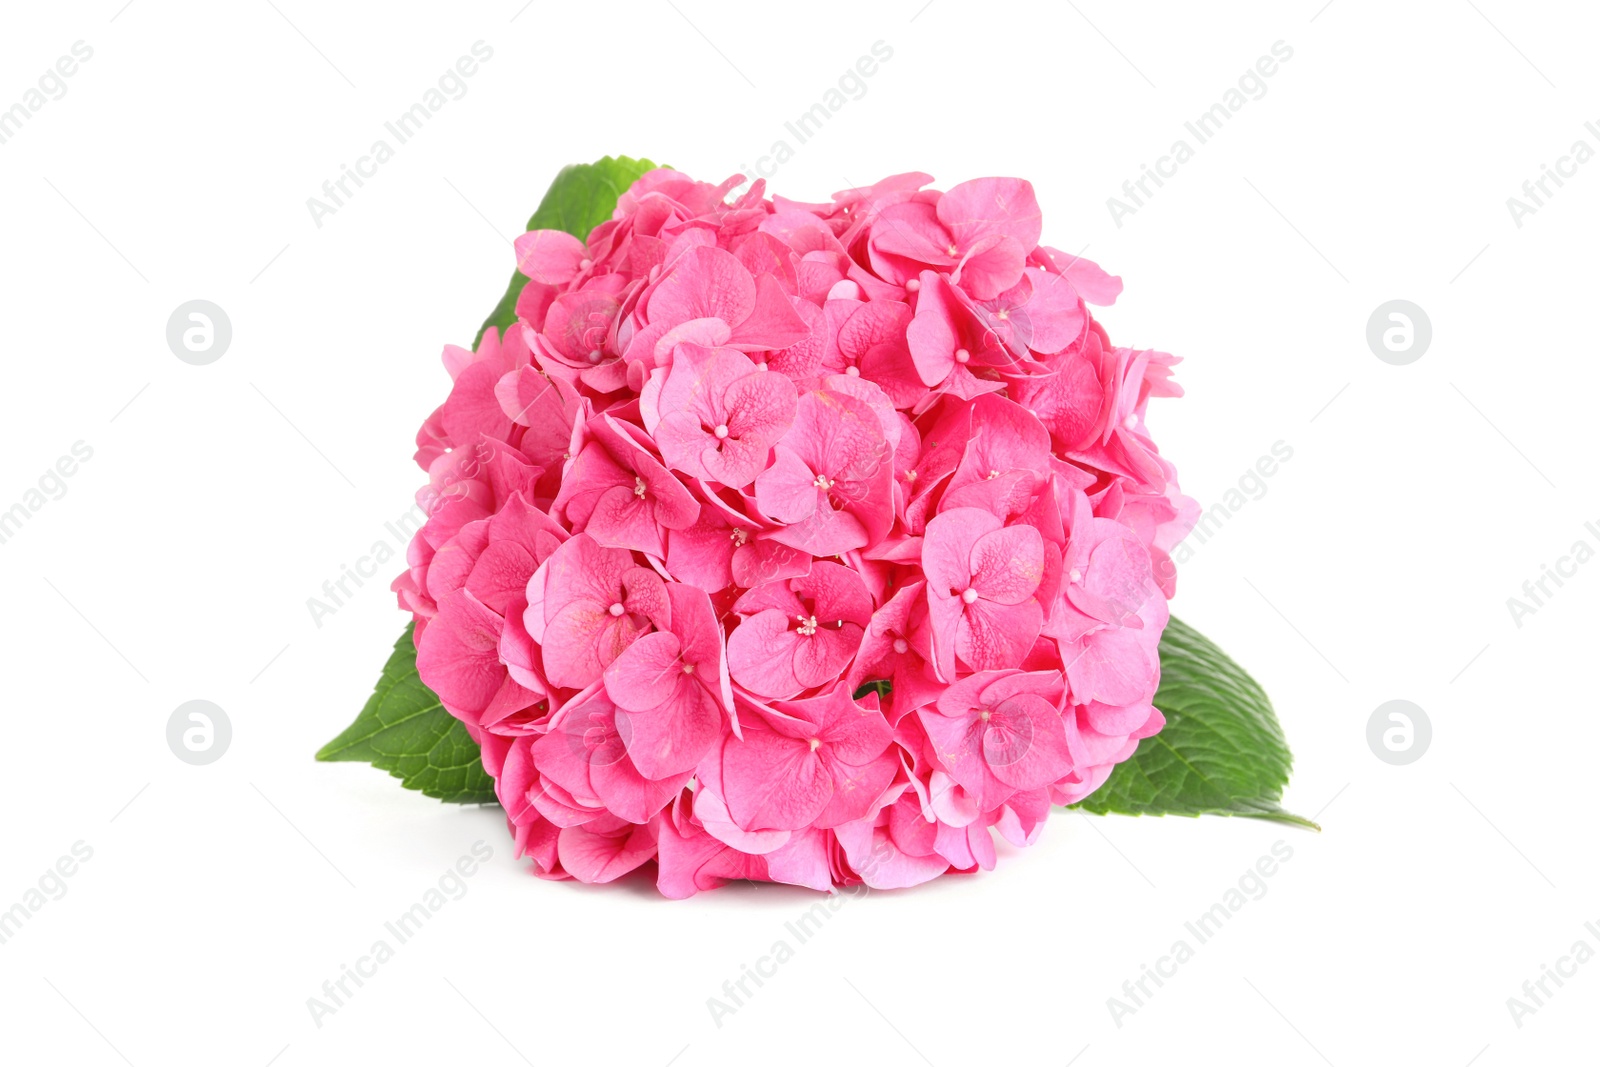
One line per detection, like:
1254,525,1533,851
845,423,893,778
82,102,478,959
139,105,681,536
397,169,1196,896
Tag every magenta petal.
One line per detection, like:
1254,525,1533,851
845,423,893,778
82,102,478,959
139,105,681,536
604,631,685,712
918,708,1013,810
726,609,802,698
957,598,1043,672
813,750,898,827
708,371,796,487
984,694,1072,790
666,513,737,592
466,540,536,615
834,819,950,890
544,603,643,690
754,445,818,524
1085,699,1155,736
791,626,860,689
415,588,505,722
557,818,657,884
649,246,756,327
1066,625,1157,706
693,784,792,854
721,728,833,831
762,829,834,891
726,272,811,350
591,759,687,825
938,177,1043,253
968,524,1045,605
514,229,588,286
615,679,723,779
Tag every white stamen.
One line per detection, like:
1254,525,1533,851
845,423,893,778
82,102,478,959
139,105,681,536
808,737,822,751
893,638,909,655
796,615,819,636
905,278,921,292
730,527,750,546
986,469,1000,480
713,424,729,439
979,710,992,722
682,662,696,674
587,349,603,364
845,366,860,376
633,476,648,498
813,475,834,490
954,348,970,364
579,258,593,270
1069,568,1083,583
961,588,979,605
946,243,959,257
608,602,625,617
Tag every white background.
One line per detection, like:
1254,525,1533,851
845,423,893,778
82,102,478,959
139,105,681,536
1,1,1595,1064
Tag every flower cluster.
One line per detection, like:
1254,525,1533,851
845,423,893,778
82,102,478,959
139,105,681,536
395,168,1196,896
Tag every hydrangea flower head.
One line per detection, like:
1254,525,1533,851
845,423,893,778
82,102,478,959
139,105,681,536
398,169,1195,895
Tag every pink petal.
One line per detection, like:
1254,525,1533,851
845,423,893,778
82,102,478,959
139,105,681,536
415,588,504,721
616,676,725,779
720,728,833,831
513,229,588,286
834,819,951,890
725,272,811,350
557,818,657,884
726,609,802,698
937,177,1043,254
984,693,1072,790
958,598,1043,673
605,631,687,713
754,445,819,525
647,245,756,328
969,524,1045,605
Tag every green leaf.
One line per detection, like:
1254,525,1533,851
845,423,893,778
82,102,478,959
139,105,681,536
316,624,497,804
472,154,661,347
1073,616,1316,828
853,679,892,701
